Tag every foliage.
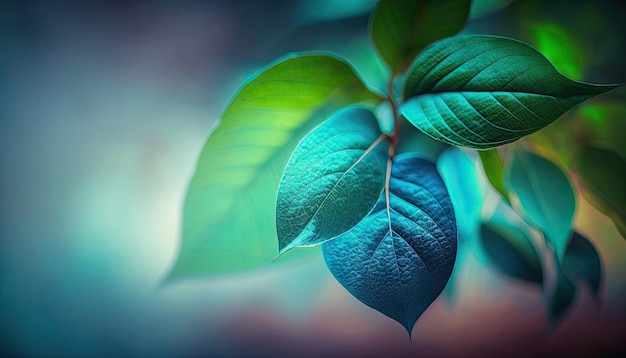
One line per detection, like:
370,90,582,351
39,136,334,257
168,0,622,338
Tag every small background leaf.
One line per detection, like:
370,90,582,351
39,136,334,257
437,148,486,304
323,154,456,336
401,35,618,149
504,149,576,262
370,0,471,74
167,54,378,280
480,200,543,284
479,148,508,200
276,107,388,253
563,231,603,296
574,146,626,240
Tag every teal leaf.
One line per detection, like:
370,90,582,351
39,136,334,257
167,54,379,280
323,154,456,336
550,264,577,325
479,201,543,284
437,148,484,305
574,146,626,240
479,148,508,201
504,149,576,262
401,35,619,149
563,232,602,296
370,0,471,74
276,107,389,254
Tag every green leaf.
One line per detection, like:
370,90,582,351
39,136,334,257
574,146,626,240
480,201,543,284
479,148,508,200
504,149,576,262
550,263,577,325
563,232,602,296
401,35,619,149
167,54,379,280
529,22,585,80
573,101,626,158
323,154,456,336
370,0,471,75
276,107,389,254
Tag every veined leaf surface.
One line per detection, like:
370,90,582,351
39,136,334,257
323,154,456,336
504,149,576,262
168,54,379,279
401,35,618,149
370,0,471,74
276,107,389,254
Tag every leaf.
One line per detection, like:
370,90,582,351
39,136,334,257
573,101,626,158
401,35,619,149
437,148,485,304
370,0,471,75
563,232,602,296
550,264,577,325
574,146,626,239
323,154,456,336
479,148,508,200
276,107,389,254
503,149,576,262
529,22,585,80
167,54,379,279
479,201,543,284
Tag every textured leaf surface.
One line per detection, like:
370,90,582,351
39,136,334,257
276,107,389,253
575,146,626,239
370,0,470,74
480,202,543,284
401,35,618,149
479,148,508,200
323,154,456,335
504,149,576,262
563,232,602,296
168,54,378,279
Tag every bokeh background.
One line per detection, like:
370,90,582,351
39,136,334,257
1,0,625,356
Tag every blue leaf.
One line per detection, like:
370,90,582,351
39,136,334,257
323,154,457,336
276,107,389,254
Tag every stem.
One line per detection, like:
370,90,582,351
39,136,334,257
386,76,402,159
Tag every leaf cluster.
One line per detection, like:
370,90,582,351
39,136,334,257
167,0,622,338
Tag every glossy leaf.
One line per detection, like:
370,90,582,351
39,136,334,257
550,264,577,325
504,149,576,262
401,35,619,149
323,154,456,335
563,232,602,296
167,54,379,279
276,107,389,254
480,201,543,284
575,146,626,239
479,148,508,200
370,0,471,74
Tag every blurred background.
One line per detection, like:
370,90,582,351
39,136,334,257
1,0,625,356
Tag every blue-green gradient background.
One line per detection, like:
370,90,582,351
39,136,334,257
1,0,625,356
